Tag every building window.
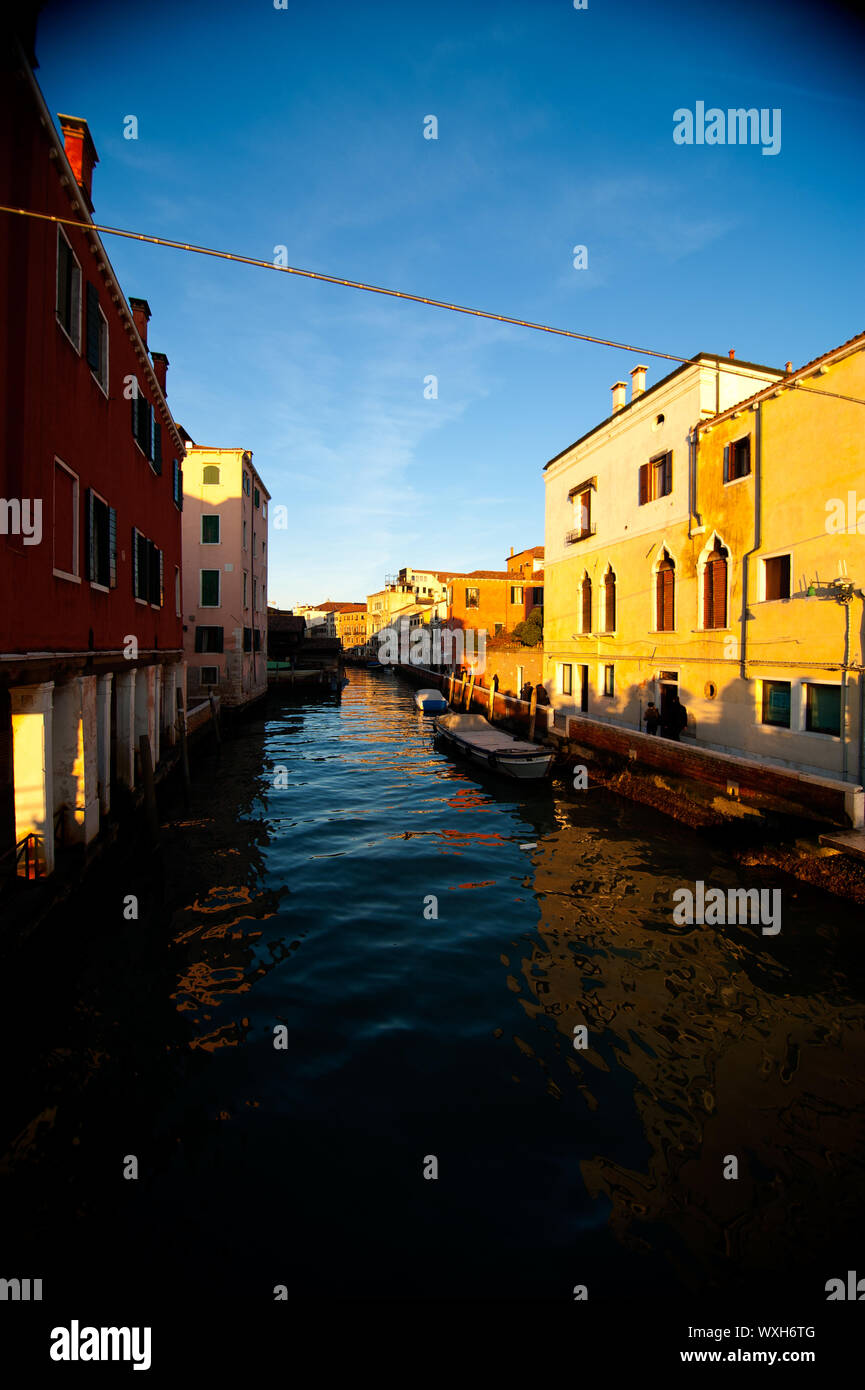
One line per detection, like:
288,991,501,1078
172,459,184,510
242,519,248,550
254,628,261,652
243,626,253,652
195,625,224,653
85,490,117,589
175,566,181,617
465,587,479,608
510,585,524,604
253,577,258,612
560,663,573,696
532,586,543,606
243,472,251,496
201,515,220,544
580,574,592,633
262,500,267,519
703,540,729,628
638,451,672,504
243,570,249,608
761,680,791,728
200,666,219,686
494,623,503,635
200,569,220,607
85,282,108,391
132,527,163,605
568,486,593,542
655,551,675,631
763,554,791,601
603,664,614,697
56,227,81,349
724,436,751,483
805,683,841,736
53,459,79,580
603,566,616,633
253,486,260,509
202,465,220,485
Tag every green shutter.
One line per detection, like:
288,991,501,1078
152,412,162,473
723,444,730,483
108,507,117,588
85,282,100,371
84,489,95,580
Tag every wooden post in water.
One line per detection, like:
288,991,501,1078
466,671,476,711
529,686,538,741
448,672,455,706
139,733,160,843
488,673,497,721
209,693,222,748
176,688,191,806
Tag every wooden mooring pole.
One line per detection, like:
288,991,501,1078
139,734,160,843
529,686,538,741
176,689,191,806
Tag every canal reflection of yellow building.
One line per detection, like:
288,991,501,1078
514,792,865,1287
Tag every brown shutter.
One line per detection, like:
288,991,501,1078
657,559,674,630
605,572,616,631
582,578,592,632
638,463,649,505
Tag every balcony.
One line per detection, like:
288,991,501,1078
565,523,597,545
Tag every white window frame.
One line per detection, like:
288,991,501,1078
559,662,573,697
758,550,793,603
88,485,111,593
52,457,80,582
92,301,109,396
56,226,82,352
200,514,220,545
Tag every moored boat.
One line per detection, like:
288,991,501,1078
366,660,384,670
434,712,553,780
415,688,449,714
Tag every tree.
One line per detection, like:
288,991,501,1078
512,606,543,647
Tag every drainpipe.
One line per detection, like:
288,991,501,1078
739,404,762,679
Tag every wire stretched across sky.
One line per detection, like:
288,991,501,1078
1,202,862,404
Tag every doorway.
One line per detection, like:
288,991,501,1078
579,665,589,713
659,671,679,730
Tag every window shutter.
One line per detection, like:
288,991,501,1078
152,413,162,474
657,560,674,630
158,547,164,607
638,463,649,505
662,452,672,495
108,507,117,588
131,391,138,442
132,527,139,596
85,282,100,371
84,488,95,580
605,573,616,631
664,567,674,630
581,579,592,633
723,444,730,483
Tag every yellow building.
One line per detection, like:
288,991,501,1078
542,337,865,791
332,604,368,650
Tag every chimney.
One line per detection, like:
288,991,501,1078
630,364,648,400
129,297,151,347
785,360,793,373
728,349,736,359
510,546,514,556
152,351,169,397
611,380,627,412
58,115,99,212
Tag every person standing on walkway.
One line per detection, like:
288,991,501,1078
644,701,661,735
665,695,688,741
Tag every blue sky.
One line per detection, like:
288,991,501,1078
36,0,865,608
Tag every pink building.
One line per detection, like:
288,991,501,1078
181,442,270,709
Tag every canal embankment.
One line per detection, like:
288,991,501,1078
395,662,865,904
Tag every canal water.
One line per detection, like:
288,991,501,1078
2,669,864,1303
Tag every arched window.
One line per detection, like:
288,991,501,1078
703,539,728,629
656,551,675,631
603,566,616,633
202,465,220,485
581,574,592,633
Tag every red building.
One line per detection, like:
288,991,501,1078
0,21,186,876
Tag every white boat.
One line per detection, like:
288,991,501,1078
434,712,553,781
415,688,449,714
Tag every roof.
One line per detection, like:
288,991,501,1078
316,601,366,612
543,352,784,471
511,545,545,558
697,328,865,430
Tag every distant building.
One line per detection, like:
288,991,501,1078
330,604,368,650
181,445,270,708
0,29,185,877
